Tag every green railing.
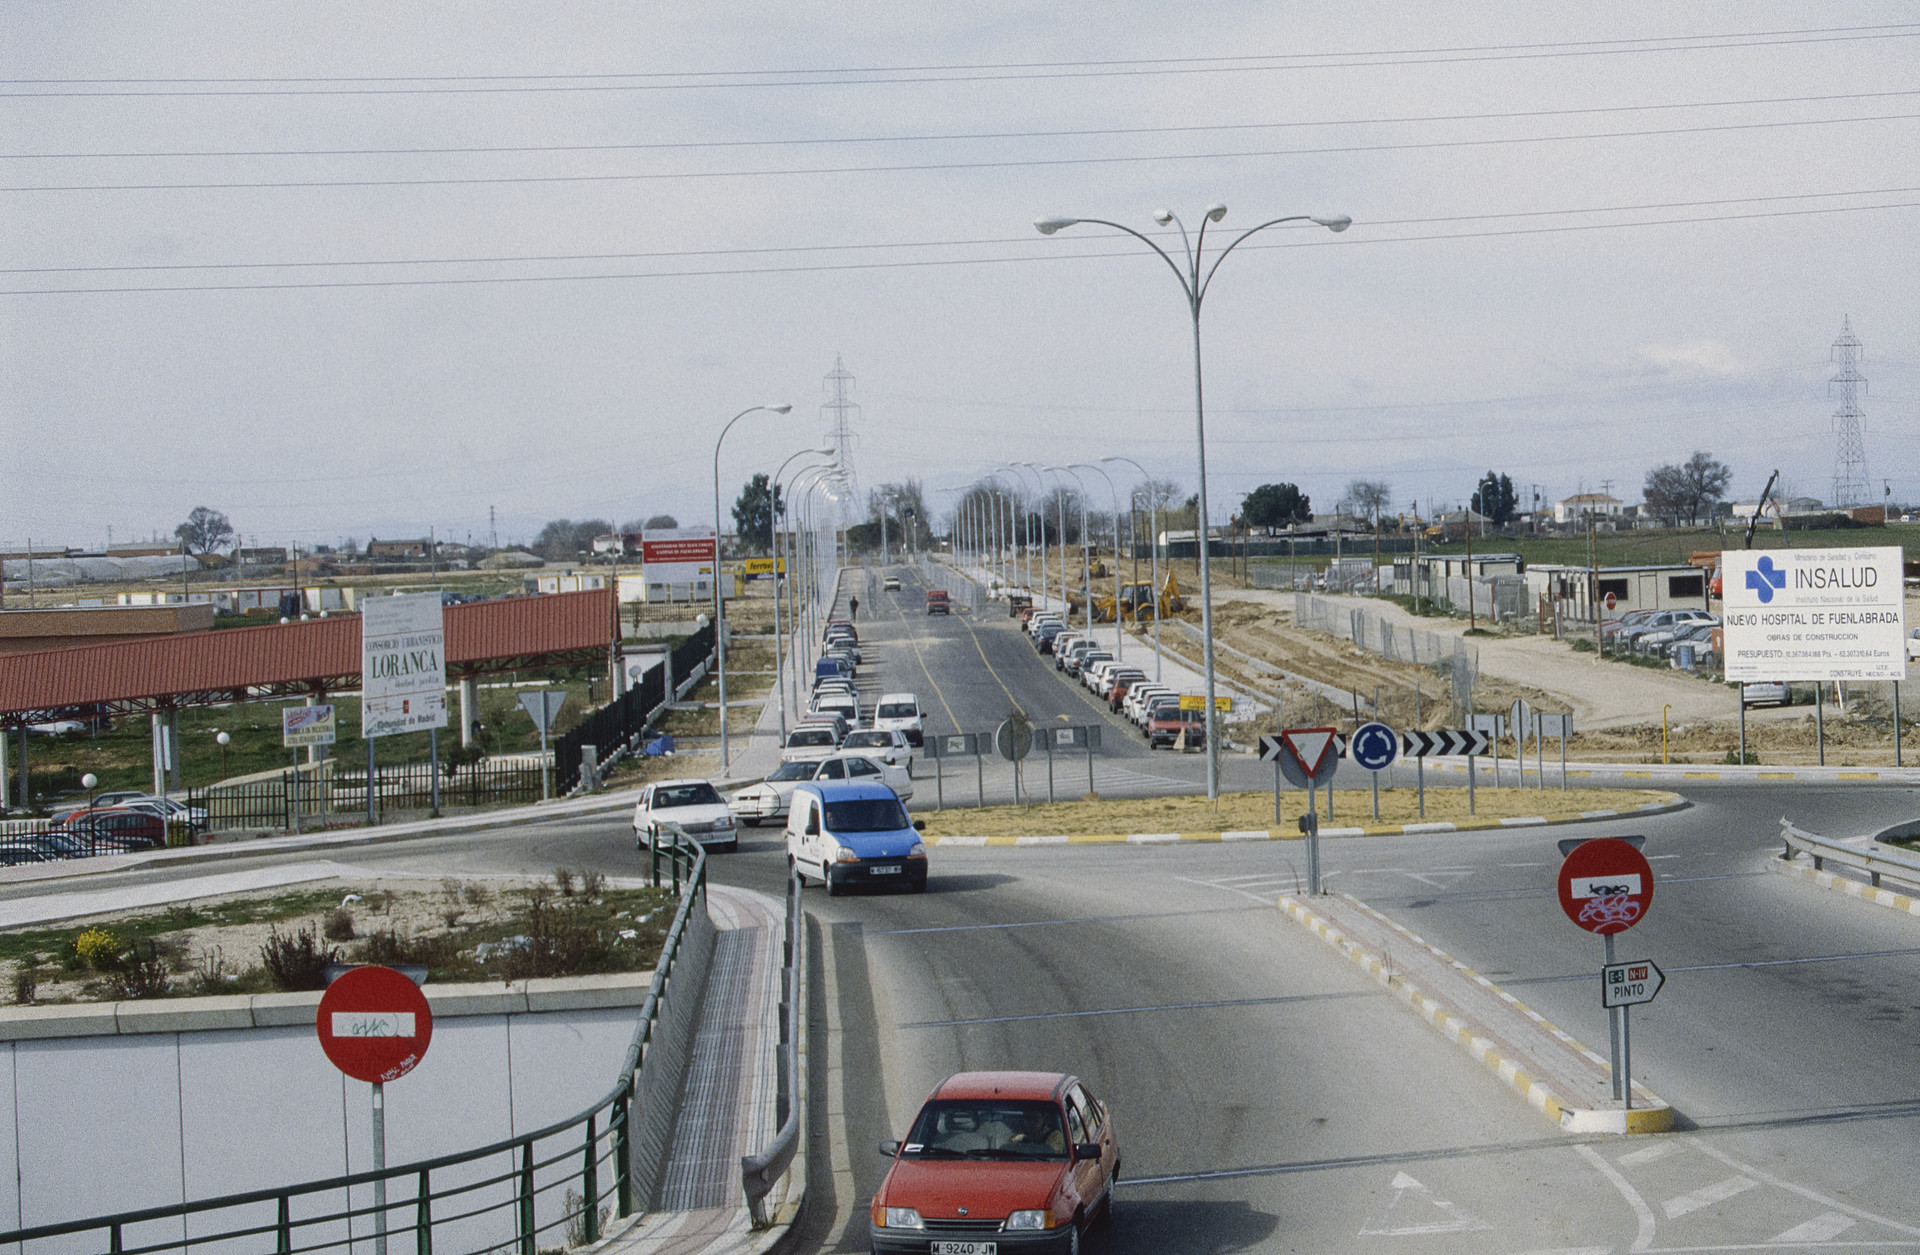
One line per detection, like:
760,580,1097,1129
2,832,710,1255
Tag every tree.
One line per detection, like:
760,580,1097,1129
1240,483,1312,528
1345,480,1393,528
1470,472,1518,525
1643,451,1732,526
644,514,679,530
731,474,782,554
533,518,611,561
174,506,235,556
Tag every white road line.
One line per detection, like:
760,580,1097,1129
1767,1212,1858,1243
1692,1140,1920,1238
1357,1171,1493,1236
1617,1143,1677,1168
1661,1175,1757,1219
1575,1143,1659,1255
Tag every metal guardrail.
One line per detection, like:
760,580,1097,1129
1780,818,1920,890
1,832,711,1255
740,867,806,1227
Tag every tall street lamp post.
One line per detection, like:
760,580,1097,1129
1013,462,1052,614
1044,465,1094,634
1101,455,1162,682
1073,462,1124,660
1038,204,1349,798
770,447,836,739
713,403,792,771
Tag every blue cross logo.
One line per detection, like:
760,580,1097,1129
1745,556,1786,603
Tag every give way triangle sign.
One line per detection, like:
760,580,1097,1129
1280,727,1338,776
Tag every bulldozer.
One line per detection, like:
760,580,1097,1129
1120,570,1185,623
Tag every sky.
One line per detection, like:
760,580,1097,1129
3,2,1917,552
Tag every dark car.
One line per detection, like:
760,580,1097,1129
871,1071,1118,1254
926,591,951,615
0,842,52,867
56,807,168,849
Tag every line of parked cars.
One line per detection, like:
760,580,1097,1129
0,791,208,865
1602,607,1722,662
1023,609,1207,751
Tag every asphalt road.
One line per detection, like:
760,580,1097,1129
28,561,1920,1252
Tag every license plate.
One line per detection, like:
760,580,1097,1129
930,1243,995,1255
870,864,902,875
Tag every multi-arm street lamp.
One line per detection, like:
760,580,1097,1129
1101,455,1164,682
713,403,792,770
1037,204,1350,798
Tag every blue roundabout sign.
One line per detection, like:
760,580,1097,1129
1348,721,1400,772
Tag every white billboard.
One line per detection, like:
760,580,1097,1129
360,592,448,737
640,527,717,586
1722,546,1906,682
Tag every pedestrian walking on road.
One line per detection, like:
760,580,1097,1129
849,595,860,620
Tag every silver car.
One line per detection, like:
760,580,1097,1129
634,778,738,852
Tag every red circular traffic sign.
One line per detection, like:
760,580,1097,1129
1604,592,1618,611
1557,838,1654,935
316,965,433,1083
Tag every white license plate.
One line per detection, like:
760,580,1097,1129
870,864,902,875
930,1243,995,1255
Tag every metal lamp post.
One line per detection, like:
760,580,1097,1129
1101,455,1162,682
713,403,792,771
1044,466,1094,634
1073,462,1124,660
1037,204,1350,798
770,447,836,739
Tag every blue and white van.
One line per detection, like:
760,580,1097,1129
785,780,927,895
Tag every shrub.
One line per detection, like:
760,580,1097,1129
487,897,606,982
260,924,336,991
324,909,357,942
74,928,120,970
579,869,607,898
113,940,174,999
356,930,458,970
553,867,577,897
11,967,36,1005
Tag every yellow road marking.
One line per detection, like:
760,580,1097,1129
889,579,965,732
951,597,1028,721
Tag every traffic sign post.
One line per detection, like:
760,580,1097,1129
318,965,433,1255
1537,712,1573,791
1557,837,1656,1108
1347,722,1399,821
1270,729,1340,893
519,690,568,801
1040,724,1101,805
1399,729,1491,818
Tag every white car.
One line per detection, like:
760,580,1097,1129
812,690,861,726
1908,628,1920,663
817,751,914,802
872,692,925,747
634,778,738,851
840,727,914,771
729,760,824,826
882,575,902,592
782,725,842,763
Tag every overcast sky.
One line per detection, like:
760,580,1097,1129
4,3,1917,552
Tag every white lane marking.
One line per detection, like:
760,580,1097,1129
1510,1248,1611,1255
1575,1143,1659,1254
1357,1171,1494,1236
1767,1211,1857,1243
1692,1140,1920,1238
1126,832,1181,843
1617,1143,1677,1167
1661,1175,1757,1219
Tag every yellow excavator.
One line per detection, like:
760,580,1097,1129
1069,570,1185,623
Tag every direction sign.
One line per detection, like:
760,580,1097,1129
1348,722,1399,771
1557,837,1655,935
1046,725,1102,750
317,965,433,1084
519,690,568,734
1602,959,1665,1008
1400,730,1490,758
1467,713,1506,740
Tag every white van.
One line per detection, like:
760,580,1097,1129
872,692,926,747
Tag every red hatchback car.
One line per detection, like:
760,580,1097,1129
870,1071,1118,1255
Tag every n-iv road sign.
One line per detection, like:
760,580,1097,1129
1602,959,1665,1008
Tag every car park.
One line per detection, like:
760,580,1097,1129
1633,615,1717,656
786,780,927,894
56,807,168,849
816,750,914,801
633,778,738,851
842,727,914,770
728,760,823,826
873,693,926,747
883,575,902,592
870,1070,1118,1255
781,725,842,763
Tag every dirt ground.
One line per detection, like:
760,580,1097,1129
919,785,1671,837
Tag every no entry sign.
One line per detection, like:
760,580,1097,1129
1557,838,1655,935
317,965,433,1083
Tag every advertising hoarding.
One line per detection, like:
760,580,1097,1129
360,591,448,738
1721,546,1905,682
282,704,337,747
640,528,717,585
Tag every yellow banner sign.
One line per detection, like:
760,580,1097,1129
1178,695,1233,712
740,557,786,575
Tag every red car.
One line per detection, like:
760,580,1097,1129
871,1071,1118,1254
56,807,168,849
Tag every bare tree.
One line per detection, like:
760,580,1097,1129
1643,452,1732,525
1345,480,1393,528
174,506,235,556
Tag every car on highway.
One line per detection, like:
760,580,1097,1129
926,590,951,615
1148,705,1206,751
633,778,738,852
870,1070,1118,1255
817,750,914,801
782,725,843,763
786,780,927,894
842,727,914,770
728,760,823,826
883,575,902,592
872,693,926,747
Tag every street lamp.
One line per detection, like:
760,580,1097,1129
215,731,230,780
1102,455,1163,682
1072,463,1124,660
784,460,840,714
713,403,793,771
1038,203,1349,798
1043,466,1094,634
770,446,837,739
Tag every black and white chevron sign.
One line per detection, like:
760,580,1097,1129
1401,729,1491,758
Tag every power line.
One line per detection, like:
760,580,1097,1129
7,88,1916,161
7,184,1911,276
7,110,1918,194
5,195,1916,297
4,24,1915,96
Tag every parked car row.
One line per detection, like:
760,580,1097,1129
1024,607,1205,751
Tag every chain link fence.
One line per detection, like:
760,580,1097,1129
1294,593,1480,712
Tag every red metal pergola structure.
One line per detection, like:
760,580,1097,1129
0,590,618,726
